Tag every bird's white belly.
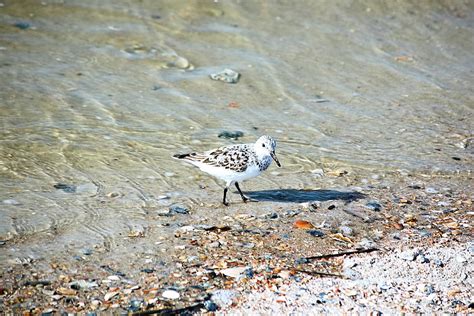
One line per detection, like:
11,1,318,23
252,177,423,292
198,163,261,184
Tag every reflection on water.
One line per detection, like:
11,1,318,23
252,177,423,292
0,0,473,265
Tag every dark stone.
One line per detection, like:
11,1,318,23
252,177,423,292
408,184,422,189
100,265,126,277
295,258,309,265
425,284,435,295
53,183,76,193
129,299,143,312
391,232,401,240
418,230,432,238
14,22,31,30
452,157,461,161
451,299,463,307
70,283,81,290
218,131,244,140
204,300,218,312
418,254,430,264
366,201,382,212
23,280,51,286
81,248,93,255
327,204,336,210
140,268,155,273
433,259,444,267
244,268,254,278
285,209,301,217
316,292,327,304
468,302,474,309
265,212,278,219
169,205,189,215
307,230,325,237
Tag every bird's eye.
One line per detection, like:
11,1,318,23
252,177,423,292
262,144,266,147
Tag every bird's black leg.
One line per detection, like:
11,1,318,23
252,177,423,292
235,182,251,203
223,187,229,206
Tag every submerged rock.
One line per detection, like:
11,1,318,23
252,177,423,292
14,22,31,30
160,205,189,216
210,68,240,83
53,183,76,193
218,131,244,140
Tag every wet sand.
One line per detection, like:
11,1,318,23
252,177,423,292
0,0,473,314
1,173,472,313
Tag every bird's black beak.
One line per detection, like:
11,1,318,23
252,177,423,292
271,152,281,167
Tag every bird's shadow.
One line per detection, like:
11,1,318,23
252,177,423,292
245,189,365,203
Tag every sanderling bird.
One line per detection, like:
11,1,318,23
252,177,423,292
173,135,281,205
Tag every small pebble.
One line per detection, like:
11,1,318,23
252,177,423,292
455,255,467,263
218,131,244,140
220,266,248,278
162,289,180,300
311,169,324,177
204,300,218,312
425,187,438,194
433,258,444,267
2,199,20,205
339,225,353,236
265,212,278,219
53,183,76,193
391,232,401,240
307,230,324,237
81,248,93,256
211,289,238,308
293,220,314,229
417,254,430,264
418,230,432,238
169,205,189,214
468,244,474,254
295,258,309,265
285,209,301,217
210,68,240,83
366,201,382,212
399,250,419,261
14,22,31,30
104,291,119,301
357,238,377,249
426,284,436,295
129,299,143,312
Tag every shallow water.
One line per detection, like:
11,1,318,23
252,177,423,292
0,1,473,266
